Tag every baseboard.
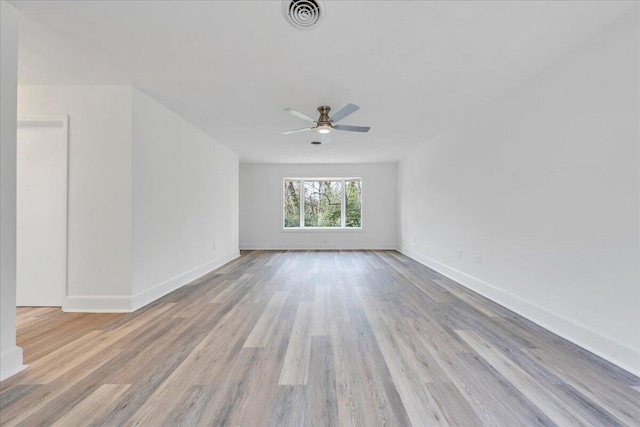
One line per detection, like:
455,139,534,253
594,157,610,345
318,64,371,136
398,247,640,377
0,346,27,381
240,243,396,250
131,251,240,311
63,295,132,313
63,251,240,313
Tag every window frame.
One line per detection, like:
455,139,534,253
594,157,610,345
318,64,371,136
282,177,363,231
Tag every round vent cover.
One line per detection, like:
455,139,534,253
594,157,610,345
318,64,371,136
282,0,324,30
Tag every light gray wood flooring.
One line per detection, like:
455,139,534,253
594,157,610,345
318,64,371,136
1,250,639,426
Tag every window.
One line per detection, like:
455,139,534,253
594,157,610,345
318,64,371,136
283,178,362,229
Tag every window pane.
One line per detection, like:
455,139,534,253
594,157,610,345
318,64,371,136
345,179,362,227
304,180,342,227
283,180,300,227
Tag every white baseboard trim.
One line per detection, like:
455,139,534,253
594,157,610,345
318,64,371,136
240,243,396,250
1,345,27,381
131,251,240,311
398,247,640,377
63,295,132,313
63,251,241,313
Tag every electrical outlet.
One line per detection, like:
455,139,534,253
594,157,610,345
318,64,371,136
212,243,216,250
457,249,463,259
476,255,482,265
413,237,417,243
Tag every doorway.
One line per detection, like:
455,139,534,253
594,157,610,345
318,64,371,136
16,115,68,307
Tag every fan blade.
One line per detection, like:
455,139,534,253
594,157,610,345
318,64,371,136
330,103,359,123
321,132,332,144
282,127,315,135
285,108,316,123
333,124,370,133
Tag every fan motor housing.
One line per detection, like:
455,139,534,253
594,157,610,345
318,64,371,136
317,105,332,127
282,0,325,30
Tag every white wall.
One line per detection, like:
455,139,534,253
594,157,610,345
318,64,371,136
18,86,133,311
131,89,239,309
240,163,396,250
0,0,26,381
398,10,639,375
16,86,240,313
17,118,68,306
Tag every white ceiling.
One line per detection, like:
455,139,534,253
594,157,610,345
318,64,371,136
12,1,636,163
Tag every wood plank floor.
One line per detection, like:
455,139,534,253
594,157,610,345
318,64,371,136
1,250,639,426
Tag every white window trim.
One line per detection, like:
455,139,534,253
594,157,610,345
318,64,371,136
282,177,363,231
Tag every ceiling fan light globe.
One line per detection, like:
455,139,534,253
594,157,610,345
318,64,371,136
317,125,332,134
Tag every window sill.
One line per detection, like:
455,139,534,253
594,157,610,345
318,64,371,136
281,227,364,233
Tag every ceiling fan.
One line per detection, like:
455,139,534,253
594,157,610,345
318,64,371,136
281,104,370,144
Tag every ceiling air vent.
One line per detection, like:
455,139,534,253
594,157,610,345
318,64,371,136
282,0,324,30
